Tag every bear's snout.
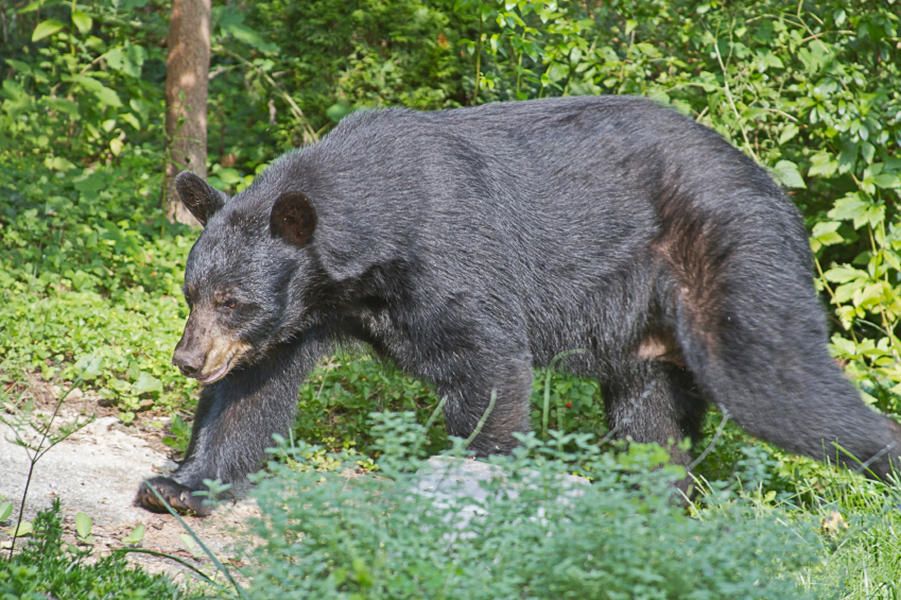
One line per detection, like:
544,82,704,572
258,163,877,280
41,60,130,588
173,311,209,377
173,343,205,378
172,310,251,385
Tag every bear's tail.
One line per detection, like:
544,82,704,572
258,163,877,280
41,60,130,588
662,199,901,479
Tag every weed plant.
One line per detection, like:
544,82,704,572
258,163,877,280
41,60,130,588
0,500,185,599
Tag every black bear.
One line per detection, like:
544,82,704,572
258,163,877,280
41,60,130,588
136,96,901,515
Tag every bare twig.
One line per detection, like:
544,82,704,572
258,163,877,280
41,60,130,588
711,28,758,162
3,376,93,559
464,390,497,449
688,409,730,471
217,46,318,144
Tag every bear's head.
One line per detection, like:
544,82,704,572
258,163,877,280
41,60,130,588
169,133,414,384
170,170,326,384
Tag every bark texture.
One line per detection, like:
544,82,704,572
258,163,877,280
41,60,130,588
165,0,211,226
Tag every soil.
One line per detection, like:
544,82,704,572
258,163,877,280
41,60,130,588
0,380,258,589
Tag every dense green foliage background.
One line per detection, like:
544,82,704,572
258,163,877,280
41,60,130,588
0,0,899,596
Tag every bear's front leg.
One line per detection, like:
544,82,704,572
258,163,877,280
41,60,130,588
136,336,327,515
388,305,535,456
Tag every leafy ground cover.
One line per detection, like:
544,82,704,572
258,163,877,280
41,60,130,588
1,500,187,599
1,0,898,597
249,417,825,599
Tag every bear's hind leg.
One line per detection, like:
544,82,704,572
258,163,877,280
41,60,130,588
601,361,707,473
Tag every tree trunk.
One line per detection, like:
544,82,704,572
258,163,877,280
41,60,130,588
164,0,211,226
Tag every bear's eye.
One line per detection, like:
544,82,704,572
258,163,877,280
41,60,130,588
222,298,238,310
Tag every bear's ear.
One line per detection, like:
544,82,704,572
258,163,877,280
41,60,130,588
175,171,227,227
271,189,397,282
270,192,317,248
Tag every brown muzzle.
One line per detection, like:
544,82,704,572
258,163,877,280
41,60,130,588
172,310,250,385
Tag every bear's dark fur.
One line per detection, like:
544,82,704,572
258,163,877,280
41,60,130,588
136,96,901,515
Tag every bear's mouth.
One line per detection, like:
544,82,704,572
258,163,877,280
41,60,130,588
197,353,236,385
195,339,251,385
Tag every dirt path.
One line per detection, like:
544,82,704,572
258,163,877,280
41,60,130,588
1,382,588,591
0,411,256,587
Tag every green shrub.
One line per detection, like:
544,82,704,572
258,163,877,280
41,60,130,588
0,2,194,420
245,412,823,599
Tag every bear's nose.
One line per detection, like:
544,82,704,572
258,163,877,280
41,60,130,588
172,347,205,378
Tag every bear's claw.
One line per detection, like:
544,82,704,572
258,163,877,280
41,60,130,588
135,476,212,517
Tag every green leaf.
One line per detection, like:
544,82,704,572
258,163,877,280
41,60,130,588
121,112,141,130
75,511,93,539
861,142,875,164
830,334,857,356
72,9,92,34
105,44,147,78
210,167,242,186
1,80,31,115
19,0,43,13
772,160,805,188
811,220,843,246
828,193,868,224
133,371,163,395
864,204,885,228
885,250,901,272
873,172,898,189
838,142,858,174
326,102,352,123
634,42,661,58
45,97,79,117
32,18,65,42
44,156,76,171
833,281,859,304
797,39,831,74
123,523,146,545
857,282,888,308
222,22,277,53
74,352,103,380
778,124,799,145
69,74,122,107
833,9,847,26
823,265,865,284
5,58,33,75
755,50,784,72
808,151,837,178
9,520,33,537
544,62,568,84
0,501,12,522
